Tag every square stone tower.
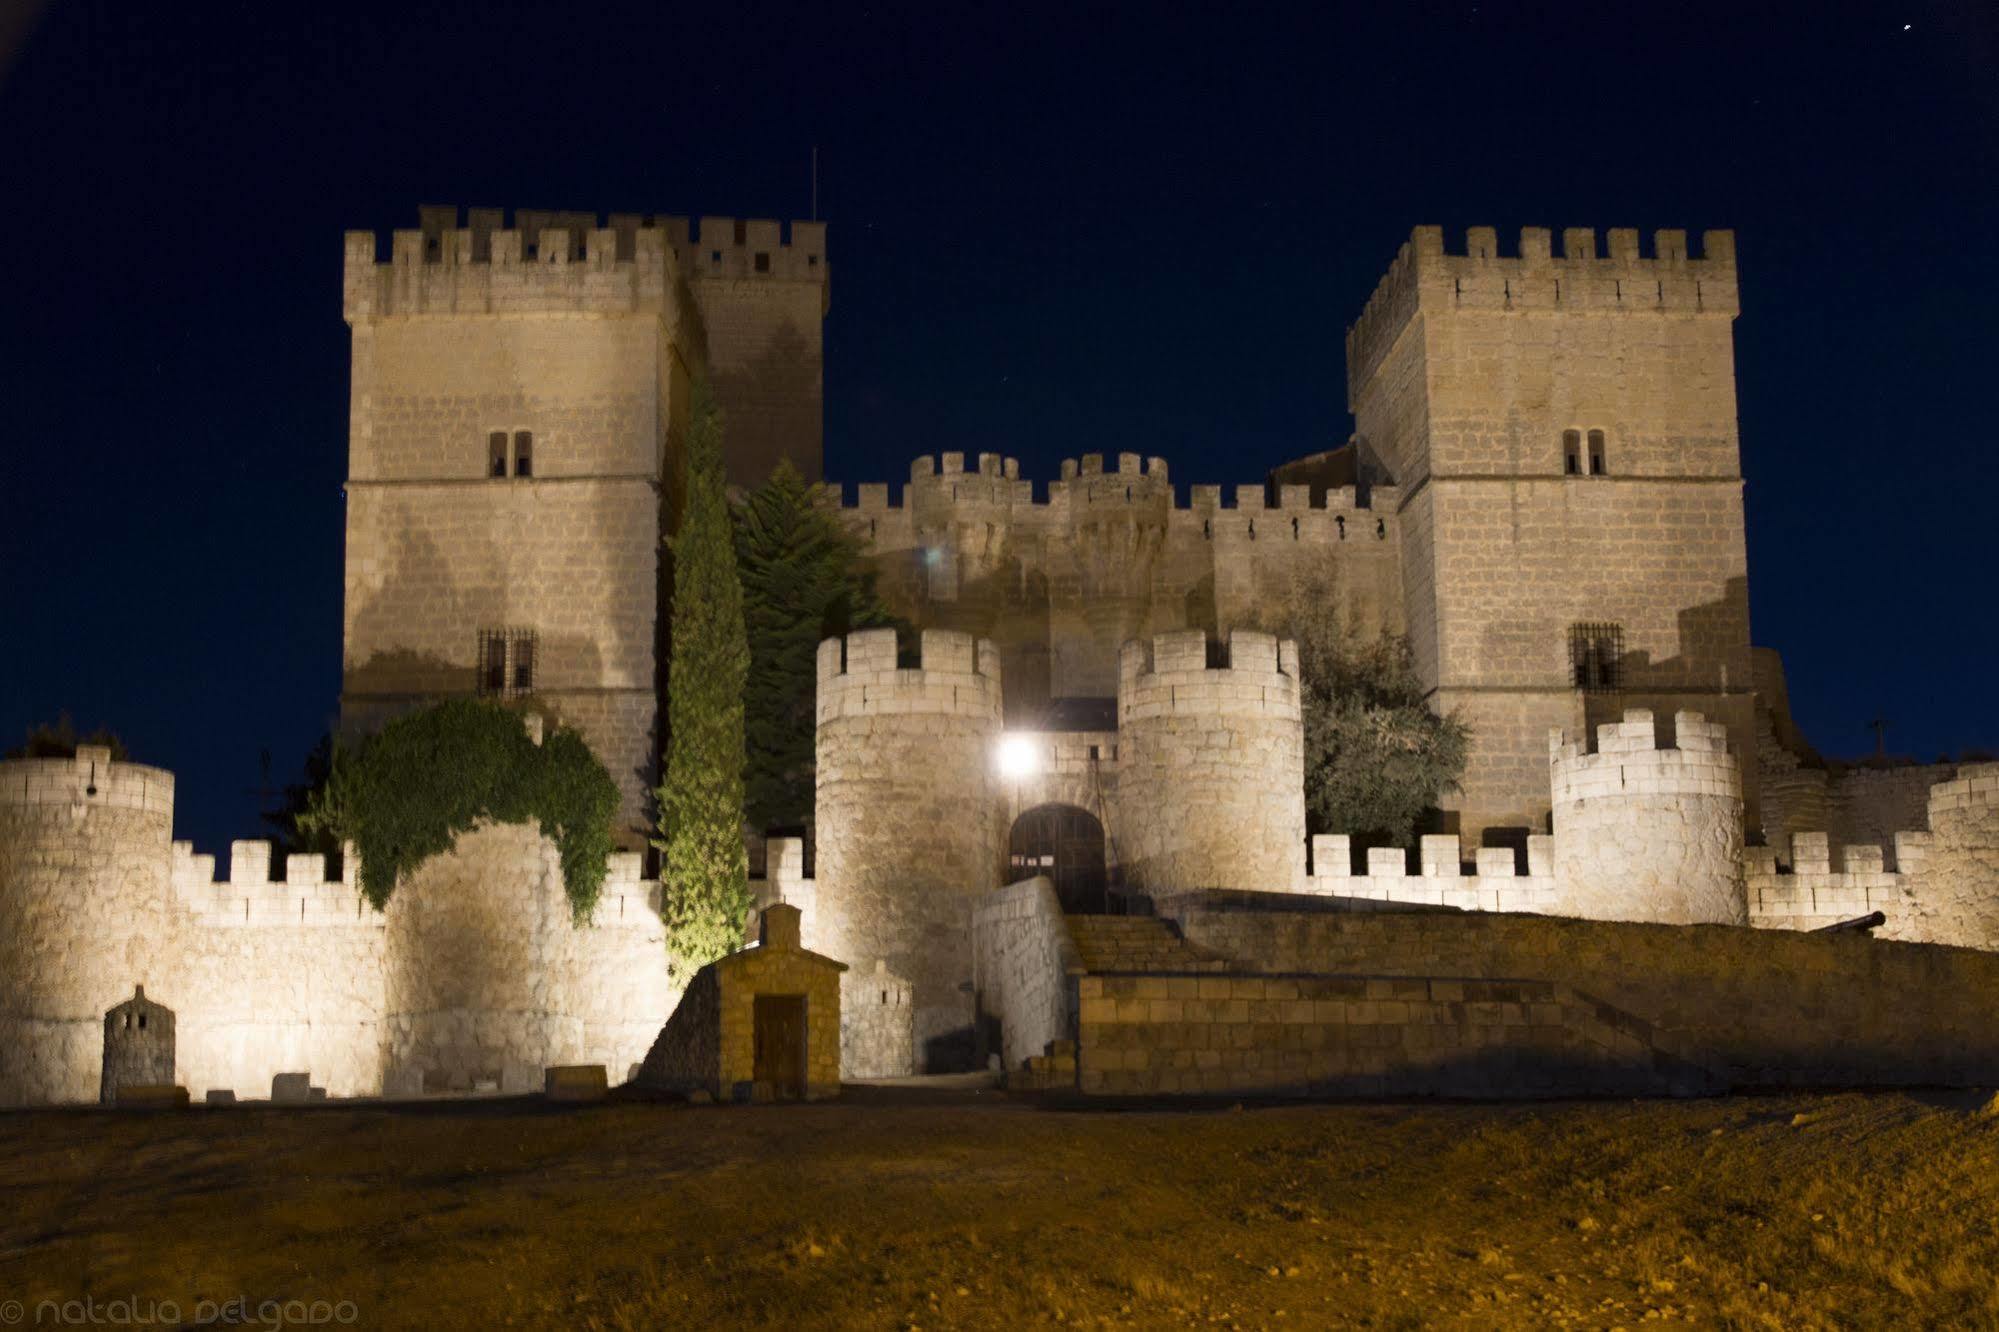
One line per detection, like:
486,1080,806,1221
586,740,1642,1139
339,206,829,840
1346,226,1753,847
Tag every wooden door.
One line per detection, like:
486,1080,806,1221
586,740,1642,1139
753,995,807,1097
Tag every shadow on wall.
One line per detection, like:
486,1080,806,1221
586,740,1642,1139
708,320,822,488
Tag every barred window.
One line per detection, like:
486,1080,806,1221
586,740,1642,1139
513,430,533,477
477,629,538,698
1587,428,1607,475
1563,429,1582,475
488,432,508,478
1569,623,1624,694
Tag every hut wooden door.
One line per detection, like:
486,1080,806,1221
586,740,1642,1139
753,995,807,1097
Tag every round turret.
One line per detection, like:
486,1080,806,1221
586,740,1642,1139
814,627,1003,1071
1900,763,1999,948
1111,629,1306,895
0,748,177,1105
1549,710,1745,925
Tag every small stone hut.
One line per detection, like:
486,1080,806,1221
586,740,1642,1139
636,904,844,1101
101,985,175,1103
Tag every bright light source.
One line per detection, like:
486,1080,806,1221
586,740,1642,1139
996,734,1041,780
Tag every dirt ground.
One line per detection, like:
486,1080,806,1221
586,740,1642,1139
2,1085,1997,1330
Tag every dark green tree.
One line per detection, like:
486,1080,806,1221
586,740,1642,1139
1256,580,1471,847
5,714,128,761
733,457,896,831
653,383,754,976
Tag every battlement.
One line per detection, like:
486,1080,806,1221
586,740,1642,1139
835,454,1401,548
815,628,1003,724
1300,832,1557,913
1929,763,1999,817
659,215,829,288
1118,629,1301,723
344,205,823,322
0,750,174,818
1347,224,1741,405
1549,709,1740,805
166,836,665,930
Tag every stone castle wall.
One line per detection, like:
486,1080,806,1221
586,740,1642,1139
1348,226,1752,843
1550,709,1745,925
839,452,1403,717
813,628,1004,1070
1113,629,1306,894
1163,899,1999,1088
0,750,674,1106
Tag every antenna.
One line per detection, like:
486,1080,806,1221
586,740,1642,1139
811,146,819,221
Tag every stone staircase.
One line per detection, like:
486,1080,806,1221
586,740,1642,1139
1010,1038,1078,1091
1064,914,1232,974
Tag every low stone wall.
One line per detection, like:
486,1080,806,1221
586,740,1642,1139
840,960,914,1078
970,877,1082,1072
1161,897,1999,1087
1077,972,1719,1098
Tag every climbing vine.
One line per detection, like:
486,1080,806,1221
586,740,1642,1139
299,699,619,921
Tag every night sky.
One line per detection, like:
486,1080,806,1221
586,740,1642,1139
2,1,1994,854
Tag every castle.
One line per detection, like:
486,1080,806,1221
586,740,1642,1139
2,208,1995,1105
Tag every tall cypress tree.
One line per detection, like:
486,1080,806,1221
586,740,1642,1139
653,383,753,976
733,458,895,832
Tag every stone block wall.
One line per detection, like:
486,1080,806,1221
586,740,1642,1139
839,452,1403,714
1113,629,1306,894
814,627,1004,1069
1550,709,1745,924
970,876,1083,1073
1164,900,1999,1088
1297,832,1557,913
1347,226,1752,843
840,960,915,1079
1076,972,1718,1098
0,752,676,1106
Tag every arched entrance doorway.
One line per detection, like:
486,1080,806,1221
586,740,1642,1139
1008,803,1109,914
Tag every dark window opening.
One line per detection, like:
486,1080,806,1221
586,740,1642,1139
733,219,748,245
1569,622,1625,694
512,635,535,692
1336,515,1346,540
1587,429,1606,475
710,250,722,264
513,430,533,477
137,1013,146,1029
1563,429,1582,475
479,631,508,695
488,431,508,478
808,254,819,267
1375,518,1386,539
754,251,770,273
1205,638,1230,669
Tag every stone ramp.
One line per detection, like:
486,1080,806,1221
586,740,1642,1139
1064,915,1231,974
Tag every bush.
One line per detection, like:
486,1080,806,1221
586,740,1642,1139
299,699,618,921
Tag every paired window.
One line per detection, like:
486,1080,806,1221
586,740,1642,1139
1563,428,1609,476
1568,622,1624,694
487,430,534,478
477,629,538,698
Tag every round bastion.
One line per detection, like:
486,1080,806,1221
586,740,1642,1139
0,749,178,1106
1550,709,1746,926
813,627,1003,1072
1112,629,1306,896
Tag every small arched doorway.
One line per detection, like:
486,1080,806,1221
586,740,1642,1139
1008,803,1109,914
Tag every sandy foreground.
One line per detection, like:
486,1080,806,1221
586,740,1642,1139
1,1085,1995,1329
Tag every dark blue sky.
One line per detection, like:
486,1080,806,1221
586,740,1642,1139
2,0,1995,853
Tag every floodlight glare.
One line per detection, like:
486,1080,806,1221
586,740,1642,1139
996,734,1041,779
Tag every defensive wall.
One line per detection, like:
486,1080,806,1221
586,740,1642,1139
832,451,1404,714
0,748,674,1107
